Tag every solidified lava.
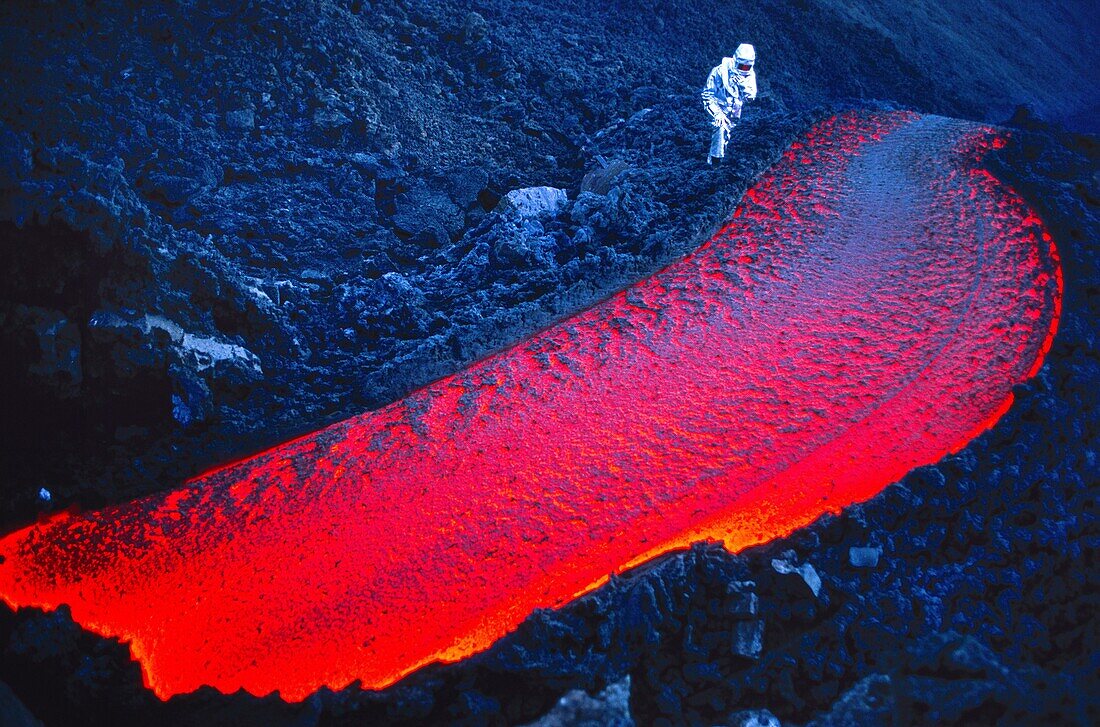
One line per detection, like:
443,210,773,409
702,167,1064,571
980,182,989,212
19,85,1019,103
0,111,1061,701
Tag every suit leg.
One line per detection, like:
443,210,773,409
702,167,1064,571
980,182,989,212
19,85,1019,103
710,125,726,159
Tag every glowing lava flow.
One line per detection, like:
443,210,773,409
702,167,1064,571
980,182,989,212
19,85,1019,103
0,112,1061,701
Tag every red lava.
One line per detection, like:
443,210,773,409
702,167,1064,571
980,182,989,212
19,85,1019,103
0,111,1062,701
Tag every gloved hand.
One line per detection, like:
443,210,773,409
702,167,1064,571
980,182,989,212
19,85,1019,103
712,113,731,130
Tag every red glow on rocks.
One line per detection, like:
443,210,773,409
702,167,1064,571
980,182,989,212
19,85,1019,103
0,112,1061,701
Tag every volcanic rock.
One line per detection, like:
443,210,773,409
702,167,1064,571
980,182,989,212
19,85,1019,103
771,555,822,598
390,183,464,243
805,674,892,726
727,588,759,619
225,109,255,131
0,1,1095,725
581,159,631,196
497,186,568,219
731,621,765,660
848,546,882,568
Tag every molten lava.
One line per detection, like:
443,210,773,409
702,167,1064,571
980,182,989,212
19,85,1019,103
0,112,1062,701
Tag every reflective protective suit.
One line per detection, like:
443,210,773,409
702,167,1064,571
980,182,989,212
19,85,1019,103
701,44,757,161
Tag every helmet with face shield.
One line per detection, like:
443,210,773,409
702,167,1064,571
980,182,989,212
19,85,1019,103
733,43,756,77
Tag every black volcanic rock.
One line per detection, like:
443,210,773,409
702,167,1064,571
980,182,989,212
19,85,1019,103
0,1,1097,725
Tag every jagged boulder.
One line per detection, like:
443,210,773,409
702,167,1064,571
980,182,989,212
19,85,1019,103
497,186,567,219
